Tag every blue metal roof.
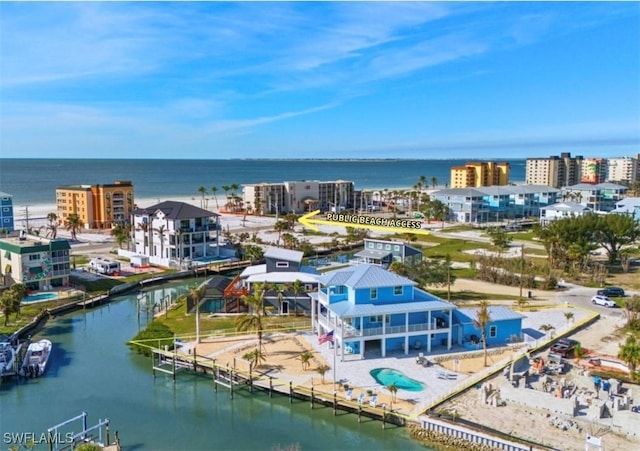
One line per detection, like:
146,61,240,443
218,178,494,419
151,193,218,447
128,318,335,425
328,299,454,317
456,306,525,323
317,264,417,289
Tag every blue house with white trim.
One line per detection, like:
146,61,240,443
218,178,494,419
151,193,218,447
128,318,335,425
453,306,525,348
311,264,525,359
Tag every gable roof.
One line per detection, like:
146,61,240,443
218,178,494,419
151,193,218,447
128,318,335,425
317,264,417,289
541,202,591,213
133,201,219,220
264,247,303,262
456,306,525,323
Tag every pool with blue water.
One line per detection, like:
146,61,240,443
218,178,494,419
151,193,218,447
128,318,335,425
370,368,425,391
22,292,58,303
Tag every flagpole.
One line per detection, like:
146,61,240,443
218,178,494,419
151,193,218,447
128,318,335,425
333,335,337,393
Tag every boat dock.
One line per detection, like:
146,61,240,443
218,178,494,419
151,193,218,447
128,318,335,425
150,347,407,429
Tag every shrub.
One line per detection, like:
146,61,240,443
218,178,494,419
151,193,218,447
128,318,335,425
128,321,174,356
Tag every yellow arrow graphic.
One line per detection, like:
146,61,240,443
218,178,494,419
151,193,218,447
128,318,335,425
298,210,429,236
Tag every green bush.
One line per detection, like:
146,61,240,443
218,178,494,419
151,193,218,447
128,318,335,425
128,321,174,356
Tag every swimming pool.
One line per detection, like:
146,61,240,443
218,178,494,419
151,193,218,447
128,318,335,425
22,292,58,303
370,368,425,392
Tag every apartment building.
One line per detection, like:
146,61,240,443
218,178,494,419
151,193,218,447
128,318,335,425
581,158,608,184
0,236,71,290
450,161,510,188
0,192,14,233
243,180,355,214
525,153,583,188
56,180,135,229
607,154,639,184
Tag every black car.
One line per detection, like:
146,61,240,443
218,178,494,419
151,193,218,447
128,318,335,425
597,287,625,297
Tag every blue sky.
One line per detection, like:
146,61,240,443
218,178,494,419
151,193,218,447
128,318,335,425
1,1,639,159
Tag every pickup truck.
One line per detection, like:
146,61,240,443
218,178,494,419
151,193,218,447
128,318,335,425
549,338,578,358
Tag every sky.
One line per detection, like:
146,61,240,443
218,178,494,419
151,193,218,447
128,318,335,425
1,1,639,160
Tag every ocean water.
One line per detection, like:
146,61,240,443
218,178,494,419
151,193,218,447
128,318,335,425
0,158,526,205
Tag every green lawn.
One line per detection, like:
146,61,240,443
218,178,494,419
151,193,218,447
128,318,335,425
429,289,517,302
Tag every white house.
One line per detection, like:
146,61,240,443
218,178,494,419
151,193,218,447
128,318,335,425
130,201,220,268
539,202,592,226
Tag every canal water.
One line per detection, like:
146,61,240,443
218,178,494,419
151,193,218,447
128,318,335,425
0,280,426,450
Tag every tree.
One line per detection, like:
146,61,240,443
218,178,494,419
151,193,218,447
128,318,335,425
155,225,167,259
431,177,438,189
474,300,492,367
387,382,398,408
9,284,27,319
624,295,640,330
564,312,574,324
211,186,220,210
244,244,264,263
65,214,82,241
137,221,150,256
538,323,555,337
593,214,640,263
618,335,640,380
388,258,456,288
485,227,512,250
0,290,16,326
316,364,330,384
298,350,313,370
236,283,267,351
243,348,266,371
197,186,207,209
190,285,205,344
45,212,58,239
291,279,302,317
274,220,288,245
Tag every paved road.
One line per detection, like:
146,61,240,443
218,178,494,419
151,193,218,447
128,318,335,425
556,282,628,318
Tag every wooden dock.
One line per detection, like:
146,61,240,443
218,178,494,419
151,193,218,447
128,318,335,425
76,294,110,308
150,348,407,428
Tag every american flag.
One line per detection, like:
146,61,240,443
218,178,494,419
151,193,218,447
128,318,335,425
318,330,334,345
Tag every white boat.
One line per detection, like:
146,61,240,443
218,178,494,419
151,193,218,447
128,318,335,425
22,339,52,378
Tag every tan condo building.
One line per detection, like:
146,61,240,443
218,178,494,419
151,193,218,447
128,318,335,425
525,152,583,188
56,180,135,229
450,161,510,188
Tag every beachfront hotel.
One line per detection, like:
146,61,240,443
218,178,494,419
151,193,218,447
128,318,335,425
525,153,583,188
311,264,525,359
129,201,221,268
56,180,135,229
0,192,14,233
242,180,355,214
0,235,71,290
449,161,510,188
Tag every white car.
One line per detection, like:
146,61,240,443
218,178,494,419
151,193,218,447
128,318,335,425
592,295,616,308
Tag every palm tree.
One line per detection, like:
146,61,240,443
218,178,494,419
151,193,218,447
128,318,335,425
137,222,150,256
291,279,302,317
190,285,205,344
46,212,58,239
222,185,231,210
564,312,574,324
243,348,266,372
65,214,82,241
155,225,166,259
298,350,313,370
387,382,398,409
211,186,220,210
197,186,207,209
0,290,16,326
316,364,330,384
236,283,267,351
10,283,27,319
431,177,438,189
274,221,287,246
618,335,640,379
474,300,492,367
538,323,555,338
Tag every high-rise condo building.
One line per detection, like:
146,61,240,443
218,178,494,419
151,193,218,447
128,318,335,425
581,158,608,184
525,152,583,188
607,154,639,183
449,161,510,188
56,180,135,229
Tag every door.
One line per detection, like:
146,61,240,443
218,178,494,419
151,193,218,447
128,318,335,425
281,301,289,315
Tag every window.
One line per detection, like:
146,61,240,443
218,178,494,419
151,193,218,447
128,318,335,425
489,326,497,338
2,207,8,212
276,261,289,268
394,245,400,251
385,244,391,250
376,243,382,249
29,254,41,261
393,286,403,295
370,288,377,299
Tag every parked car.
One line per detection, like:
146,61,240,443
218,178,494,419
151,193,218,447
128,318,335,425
550,338,578,358
592,295,616,307
597,287,625,297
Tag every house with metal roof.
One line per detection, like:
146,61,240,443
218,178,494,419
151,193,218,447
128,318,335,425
539,202,592,226
350,238,422,268
311,264,458,359
130,201,221,268
453,306,525,348
612,197,640,221
560,182,628,212
0,236,71,290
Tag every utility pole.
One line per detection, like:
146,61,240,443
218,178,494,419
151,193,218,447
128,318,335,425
519,244,525,301
22,205,31,232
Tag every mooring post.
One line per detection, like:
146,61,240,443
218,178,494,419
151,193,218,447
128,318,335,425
214,367,218,392
172,353,176,383
333,392,337,415
310,386,314,409
382,405,386,429
230,367,234,399
269,377,273,397
193,347,197,372
289,381,293,403
249,366,253,393
358,405,362,423
152,351,156,378
106,422,110,446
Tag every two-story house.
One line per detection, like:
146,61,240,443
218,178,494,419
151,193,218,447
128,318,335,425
311,264,457,359
0,236,71,290
227,247,319,315
539,202,592,226
131,201,220,268
350,238,422,268
453,306,524,349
